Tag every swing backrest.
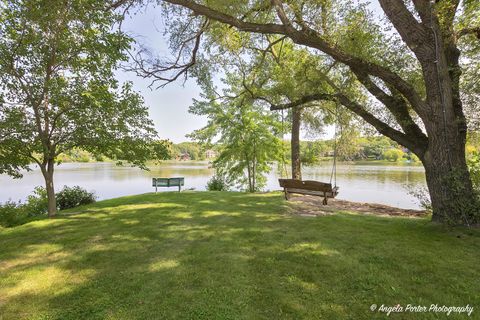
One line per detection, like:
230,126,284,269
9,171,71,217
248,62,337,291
279,179,334,192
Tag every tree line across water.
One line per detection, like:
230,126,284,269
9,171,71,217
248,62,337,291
55,134,480,164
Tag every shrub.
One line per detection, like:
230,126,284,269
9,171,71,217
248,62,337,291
409,153,421,163
468,152,480,192
0,201,28,228
56,186,97,210
24,186,48,216
382,148,405,162
206,175,230,191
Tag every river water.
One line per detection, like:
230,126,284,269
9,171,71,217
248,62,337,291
0,161,426,209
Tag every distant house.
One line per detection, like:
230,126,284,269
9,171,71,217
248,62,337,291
205,149,217,159
177,153,191,161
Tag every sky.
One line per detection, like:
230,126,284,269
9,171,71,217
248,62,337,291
115,5,205,143
115,1,384,143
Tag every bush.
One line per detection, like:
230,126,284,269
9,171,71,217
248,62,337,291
382,148,405,162
0,186,96,227
56,186,97,210
206,175,230,191
468,152,480,192
24,186,48,216
0,201,28,228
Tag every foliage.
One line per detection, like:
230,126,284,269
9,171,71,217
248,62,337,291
56,149,95,163
298,136,417,163
300,141,330,165
1,192,479,318
0,187,48,227
0,0,167,215
24,187,49,216
467,152,480,191
0,185,97,227
189,68,284,192
407,186,432,213
0,201,27,228
382,148,406,162
206,174,230,191
56,186,97,210
335,127,363,161
190,90,283,192
212,102,282,192
360,136,395,160
171,142,205,160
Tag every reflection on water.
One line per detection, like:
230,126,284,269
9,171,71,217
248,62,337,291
0,161,426,209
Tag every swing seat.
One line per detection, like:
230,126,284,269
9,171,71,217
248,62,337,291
279,179,339,205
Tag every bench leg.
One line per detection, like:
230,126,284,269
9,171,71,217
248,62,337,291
178,185,181,192
284,189,290,200
323,196,328,205
155,186,157,193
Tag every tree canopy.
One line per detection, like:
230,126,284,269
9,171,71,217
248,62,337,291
0,0,168,215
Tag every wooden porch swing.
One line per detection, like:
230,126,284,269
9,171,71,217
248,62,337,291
278,105,340,205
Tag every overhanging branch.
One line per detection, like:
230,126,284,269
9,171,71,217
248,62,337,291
458,27,480,40
126,18,209,88
270,92,424,155
164,0,427,117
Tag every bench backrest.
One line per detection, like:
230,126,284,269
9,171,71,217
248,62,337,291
152,177,185,187
279,179,333,192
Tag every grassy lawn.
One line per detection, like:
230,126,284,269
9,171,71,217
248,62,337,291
0,192,479,319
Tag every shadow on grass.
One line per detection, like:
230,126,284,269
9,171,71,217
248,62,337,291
1,192,479,319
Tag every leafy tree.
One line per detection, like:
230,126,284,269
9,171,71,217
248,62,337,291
0,0,166,216
118,0,480,225
361,137,396,160
171,142,205,160
189,83,283,192
383,149,405,162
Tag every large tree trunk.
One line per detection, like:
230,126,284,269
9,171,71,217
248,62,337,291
421,130,478,225
419,16,478,225
291,107,302,180
40,159,57,217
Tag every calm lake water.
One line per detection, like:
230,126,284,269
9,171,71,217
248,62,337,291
0,161,426,209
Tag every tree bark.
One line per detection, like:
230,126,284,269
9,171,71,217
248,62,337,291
421,127,478,225
40,159,57,217
291,107,302,180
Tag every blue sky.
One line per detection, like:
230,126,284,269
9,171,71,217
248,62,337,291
115,1,383,143
115,5,205,143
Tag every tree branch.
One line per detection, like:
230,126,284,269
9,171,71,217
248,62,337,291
458,27,480,40
164,0,428,118
352,69,427,143
269,92,423,155
127,18,209,88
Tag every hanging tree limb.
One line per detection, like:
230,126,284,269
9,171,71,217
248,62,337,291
458,27,480,40
163,0,428,119
269,92,422,155
124,18,209,88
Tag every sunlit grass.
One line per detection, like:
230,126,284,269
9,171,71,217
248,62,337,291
0,191,479,319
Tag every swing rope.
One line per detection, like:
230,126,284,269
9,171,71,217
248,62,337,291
329,103,339,187
280,108,289,178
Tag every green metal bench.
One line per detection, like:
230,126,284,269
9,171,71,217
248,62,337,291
152,177,185,192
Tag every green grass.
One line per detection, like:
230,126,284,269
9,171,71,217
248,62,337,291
0,192,479,319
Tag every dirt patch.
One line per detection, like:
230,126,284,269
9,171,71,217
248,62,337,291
287,195,427,218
